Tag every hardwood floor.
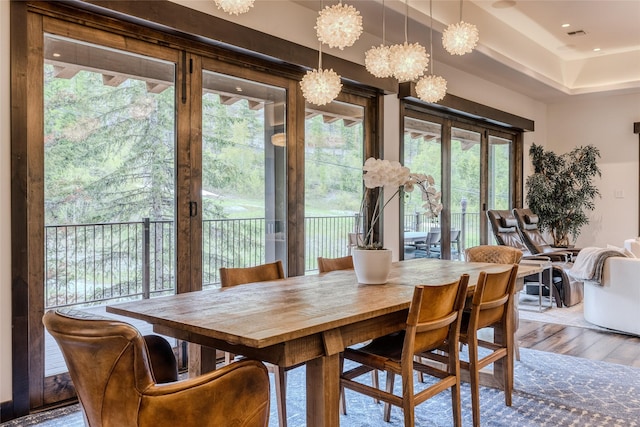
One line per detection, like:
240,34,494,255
518,319,640,368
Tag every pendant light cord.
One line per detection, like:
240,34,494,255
404,0,408,43
429,0,434,75
382,0,386,45
459,0,463,22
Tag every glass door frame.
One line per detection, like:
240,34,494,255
400,102,523,259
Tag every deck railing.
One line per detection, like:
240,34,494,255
44,213,480,309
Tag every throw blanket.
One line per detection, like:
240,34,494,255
568,247,626,285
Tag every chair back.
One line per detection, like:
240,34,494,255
512,208,554,255
44,308,272,427
469,265,518,331
43,309,157,427
402,275,470,362
487,210,531,255
317,255,354,273
219,260,285,288
465,245,523,264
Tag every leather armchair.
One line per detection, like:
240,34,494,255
487,209,583,307
43,309,270,427
512,208,580,261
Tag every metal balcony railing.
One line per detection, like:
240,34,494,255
44,213,480,309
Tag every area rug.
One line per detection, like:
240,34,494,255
3,348,639,427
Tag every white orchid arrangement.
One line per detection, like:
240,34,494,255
358,157,443,249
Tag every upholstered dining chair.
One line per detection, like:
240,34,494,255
218,260,290,427
459,265,519,427
340,275,470,427
464,245,523,360
317,255,354,273
43,308,270,427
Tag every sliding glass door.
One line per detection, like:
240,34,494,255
402,108,518,258
304,99,365,271
40,28,181,405
201,69,288,285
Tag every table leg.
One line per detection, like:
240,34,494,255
306,353,340,427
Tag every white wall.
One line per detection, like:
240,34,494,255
546,93,640,248
1,0,13,403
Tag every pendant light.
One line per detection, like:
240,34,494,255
300,41,343,106
442,0,479,56
364,0,392,78
213,0,254,16
389,0,429,82
416,0,447,103
315,1,363,50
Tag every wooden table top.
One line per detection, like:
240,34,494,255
107,258,541,350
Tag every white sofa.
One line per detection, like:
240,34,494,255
583,239,640,335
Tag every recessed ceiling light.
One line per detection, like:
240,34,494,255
593,48,601,52
561,24,570,28
235,86,243,92
52,52,61,57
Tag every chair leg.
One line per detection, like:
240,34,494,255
372,370,380,404
504,330,514,407
274,367,287,427
383,372,395,422
468,335,481,427
514,338,521,361
339,356,347,415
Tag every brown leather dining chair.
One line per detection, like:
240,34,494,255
317,255,354,273
219,260,289,427
340,275,470,427
43,308,270,427
459,264,519,427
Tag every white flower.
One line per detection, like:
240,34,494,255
358,157,441,248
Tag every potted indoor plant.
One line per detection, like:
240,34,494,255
352,157,442,284
525,143,601,247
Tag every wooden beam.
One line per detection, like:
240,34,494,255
248,100,264,111
52,65,80,79
399,82,535,132
102,73,128,87
145,82,170,94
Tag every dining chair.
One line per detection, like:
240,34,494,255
340,274,470,427
43,308,270,427
316,254,380,414
317,255,354,273
459,264,519,427
464,245,523,360
219,260,290,427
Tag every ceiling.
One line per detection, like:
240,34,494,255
174,0,640,103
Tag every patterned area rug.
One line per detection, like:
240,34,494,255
3,348,639,427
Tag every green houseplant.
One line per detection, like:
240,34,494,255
525,143,601,247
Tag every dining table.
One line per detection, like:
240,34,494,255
107,257,543,427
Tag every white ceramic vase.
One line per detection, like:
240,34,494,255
352,248,392,284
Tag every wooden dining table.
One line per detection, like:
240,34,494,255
107,258,542,427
